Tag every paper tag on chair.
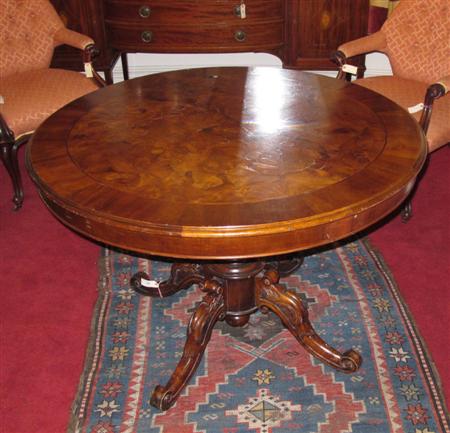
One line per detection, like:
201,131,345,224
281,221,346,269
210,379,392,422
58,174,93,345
408,103,424,113
342,64,358,75
84,62,94,78
0,95,4,104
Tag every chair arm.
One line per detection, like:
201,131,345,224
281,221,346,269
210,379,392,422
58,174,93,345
331,32,388,80
338,31,387,59
435,75,450,95
53,27,94,51
419,75,450,134
53,28,107,87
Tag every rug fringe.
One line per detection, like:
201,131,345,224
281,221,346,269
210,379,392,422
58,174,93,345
363,237,450,427
67,248,112,433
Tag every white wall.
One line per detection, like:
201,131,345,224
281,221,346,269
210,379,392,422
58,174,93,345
111,52,392,82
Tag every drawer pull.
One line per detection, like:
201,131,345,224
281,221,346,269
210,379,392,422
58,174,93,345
141,30,153,43
234,30,246,42
138,5,151,18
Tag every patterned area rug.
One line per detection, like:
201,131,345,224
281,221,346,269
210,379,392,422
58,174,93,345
68,239,449,433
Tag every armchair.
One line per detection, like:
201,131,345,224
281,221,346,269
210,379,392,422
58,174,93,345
332,0,449,219
0,0,106,210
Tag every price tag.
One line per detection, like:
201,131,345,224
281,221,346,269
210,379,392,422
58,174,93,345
84,62,94,78
408,103,424,113
140,278,160,288
240,1,246,19
342,64,358,75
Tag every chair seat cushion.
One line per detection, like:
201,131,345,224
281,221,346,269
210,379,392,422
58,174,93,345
0,68,99,137
354,76,450,152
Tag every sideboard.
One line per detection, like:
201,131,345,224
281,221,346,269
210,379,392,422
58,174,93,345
50,0,369,83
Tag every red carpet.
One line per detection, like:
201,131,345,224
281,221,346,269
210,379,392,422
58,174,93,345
1,146,449,433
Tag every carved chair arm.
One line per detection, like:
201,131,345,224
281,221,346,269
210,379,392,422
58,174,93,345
434,75,450,95
338,31,387,59
53,27,94,51
419,75,450,134
53,28,106,87
331,32,388,80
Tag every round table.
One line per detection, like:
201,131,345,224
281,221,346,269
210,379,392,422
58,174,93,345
27,67,426,410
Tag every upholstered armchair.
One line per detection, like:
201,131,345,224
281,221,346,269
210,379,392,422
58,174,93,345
0,0,106,210
332,0,449,219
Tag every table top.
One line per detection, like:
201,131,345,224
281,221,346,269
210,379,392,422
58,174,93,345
27,67,427,259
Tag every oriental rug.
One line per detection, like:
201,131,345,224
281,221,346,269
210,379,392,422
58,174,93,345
68,239,449,433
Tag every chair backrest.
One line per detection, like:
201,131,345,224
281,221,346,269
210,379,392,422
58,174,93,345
381,0,450,84
0,0,65,77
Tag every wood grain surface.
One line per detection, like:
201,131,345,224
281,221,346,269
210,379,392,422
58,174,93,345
27,67,427,259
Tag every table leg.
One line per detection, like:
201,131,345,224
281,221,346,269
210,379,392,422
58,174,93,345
150,280,226,410
130,263,205,297
256,266,362,373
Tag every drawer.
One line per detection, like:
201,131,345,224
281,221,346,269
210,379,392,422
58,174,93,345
104,0,284,24
106,22,284,52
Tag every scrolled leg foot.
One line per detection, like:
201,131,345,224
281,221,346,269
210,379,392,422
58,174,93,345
339,349,362,373
150,386,174,411
149,280,225,410
256,270,362,373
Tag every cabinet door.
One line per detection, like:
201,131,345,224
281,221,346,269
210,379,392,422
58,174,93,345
50,0,114,72
286,0,369,71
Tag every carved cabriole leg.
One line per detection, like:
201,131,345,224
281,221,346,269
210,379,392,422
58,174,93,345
130,263,205,297
150,280,226,410
255,267,362,373
1,139,25,210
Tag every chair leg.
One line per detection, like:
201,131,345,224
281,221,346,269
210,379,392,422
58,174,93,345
1,137,27,210
401,200,413,223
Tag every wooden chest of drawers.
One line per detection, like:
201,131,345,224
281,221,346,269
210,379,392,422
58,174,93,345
104,0,285,55
50,0,369,84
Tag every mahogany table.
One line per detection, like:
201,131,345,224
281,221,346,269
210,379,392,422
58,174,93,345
26,67,427,410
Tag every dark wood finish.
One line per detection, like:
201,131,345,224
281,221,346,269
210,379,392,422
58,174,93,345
287,0,369,72
0,130,29,210
132,258,360,410
26,68,426,259
50,0,369,81
104,0,284,55
26,67,426,410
